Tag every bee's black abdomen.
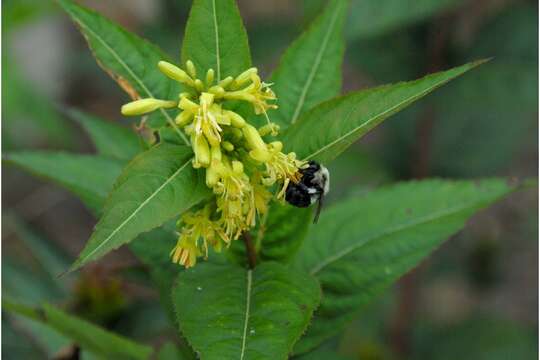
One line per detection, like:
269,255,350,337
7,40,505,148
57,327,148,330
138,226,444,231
285,160,329,210
285,183,312,207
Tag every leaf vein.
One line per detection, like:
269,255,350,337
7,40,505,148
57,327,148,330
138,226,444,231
211,0,221,81
67,8,189,145
240,269,252,360
82,159,192,262
304,75,454,160
290,2,343,124
310,202,480,275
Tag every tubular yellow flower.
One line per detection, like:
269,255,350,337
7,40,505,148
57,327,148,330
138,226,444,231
158,61,195,87
121,98,177,116
171,205,228,267
120,59,310,268
192,133,211,167
170,237,199,268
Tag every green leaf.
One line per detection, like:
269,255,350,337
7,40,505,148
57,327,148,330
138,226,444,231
2,54,74,150
3,300,153,359
347,0,461,39
4,152,124,212
270,0,348,128
3,213,70,284
173,262,321,360
413,317,537,360
281,60,486,164
294,348,352,360
70,144,209,271
292,178,523,353
67,109,141,161
258,202,313,263
182,0,251,80
57,0,188,141
129,226,180,320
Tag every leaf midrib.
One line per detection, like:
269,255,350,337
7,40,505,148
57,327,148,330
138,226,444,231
303,70,464,161
78,159,192,266
65,6,189,145
309,200,488,275
211,0,221,81
240,269,252,360
290,1,343,125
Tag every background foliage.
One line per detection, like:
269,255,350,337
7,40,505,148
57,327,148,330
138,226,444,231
2,0,537,359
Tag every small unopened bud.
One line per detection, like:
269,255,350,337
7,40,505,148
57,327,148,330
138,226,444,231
222,141,234,152
158,61,194,87
218,76,234,89
234,67,258,87
121,98,176,116
231,128,243,141
226,111,246,128
194,79,205,92
243,124,266,151
186,60,197,78
258,123,280,137
175,111,193,127
206,69,215,86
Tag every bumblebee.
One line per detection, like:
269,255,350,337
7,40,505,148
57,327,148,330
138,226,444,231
285,161,329,223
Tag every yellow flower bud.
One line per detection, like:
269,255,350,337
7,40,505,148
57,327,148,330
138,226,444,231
222,141,234,152
226,111,246,128
206,69,215,86
175,111,193,127
121,98,176,116
158,61,194,87
231,128,243,141
194,79,205,92
234,67,258,87
218,76,234,89
243,124,266,151
186,60,197,78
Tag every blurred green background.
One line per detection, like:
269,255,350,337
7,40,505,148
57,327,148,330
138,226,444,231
2,0,538,359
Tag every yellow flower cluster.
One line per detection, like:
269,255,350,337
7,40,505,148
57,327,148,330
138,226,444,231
121,60,304,268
